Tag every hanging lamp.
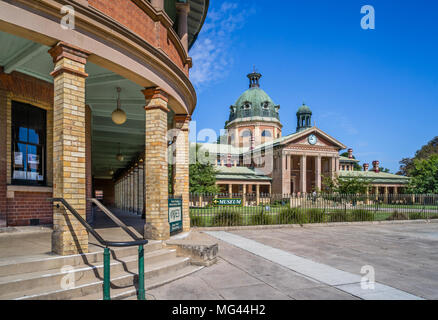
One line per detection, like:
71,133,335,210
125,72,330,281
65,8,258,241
111,87,127,125
116,143,124,162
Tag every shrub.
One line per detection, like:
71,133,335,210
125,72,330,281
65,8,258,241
307,209,326,223
387,211,408,221
212,209,243,227
277,207,307,224
350,209,374,222
409,212,424,220
190,215,206,227
249,211,274,226
327,210,350,222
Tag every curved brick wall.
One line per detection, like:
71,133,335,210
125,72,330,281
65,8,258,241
88,0,186,72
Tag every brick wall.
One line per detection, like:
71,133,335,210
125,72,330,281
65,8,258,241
0,70,54,227
88,0,186,72
94,179,115,207
6,192,53,226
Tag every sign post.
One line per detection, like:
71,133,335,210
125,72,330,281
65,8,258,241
168,198,183,233
212,198,243,207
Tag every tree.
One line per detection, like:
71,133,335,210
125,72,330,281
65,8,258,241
322,174,371,194
189,144,220,194
378,167,391,173
406,155,438,194
398,137,438,176
340,152,362,171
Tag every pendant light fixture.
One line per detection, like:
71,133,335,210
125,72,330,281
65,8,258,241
111,87,127,125
116,143,124,162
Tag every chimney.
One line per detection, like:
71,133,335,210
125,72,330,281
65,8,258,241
227,153,232,168
363,163,369,172
372,160,380,173
348,148,353,159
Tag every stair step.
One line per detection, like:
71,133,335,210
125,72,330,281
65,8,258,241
0,241,163,277
74,264,204,300
6,256,191,300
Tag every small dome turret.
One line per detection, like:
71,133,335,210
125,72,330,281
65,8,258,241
296,103,312,132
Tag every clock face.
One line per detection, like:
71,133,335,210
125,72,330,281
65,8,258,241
308,134,317,145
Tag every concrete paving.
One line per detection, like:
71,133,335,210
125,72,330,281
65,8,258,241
149,222,438,300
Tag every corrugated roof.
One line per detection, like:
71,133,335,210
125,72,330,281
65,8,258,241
339,171,410,184
339,156,360,163
216,166,272,181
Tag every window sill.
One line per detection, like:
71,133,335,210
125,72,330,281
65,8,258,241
7,185,53,198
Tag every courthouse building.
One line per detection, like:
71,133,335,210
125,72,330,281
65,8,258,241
197,71,409,201
0,0,209,255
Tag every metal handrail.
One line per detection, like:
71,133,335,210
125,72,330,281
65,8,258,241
88,198,143,243
48,198,147,300
49,198,147,247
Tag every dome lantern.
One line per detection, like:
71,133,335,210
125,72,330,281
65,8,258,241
296,103,312,132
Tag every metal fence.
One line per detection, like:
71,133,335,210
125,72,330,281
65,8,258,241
189,193,438,227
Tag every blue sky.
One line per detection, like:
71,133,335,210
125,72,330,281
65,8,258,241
189,0,438,173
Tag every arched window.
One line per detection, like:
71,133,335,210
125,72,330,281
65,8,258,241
261,102,269,109
240,130,252,138
261,130,272,137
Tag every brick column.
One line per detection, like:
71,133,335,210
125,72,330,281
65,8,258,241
282,153,291,195
174,115,191,232
0,89,7,227
256,184,260,206
142,87,170,240
138,162,144,216
129,170,133,212
85,105,92,221
133,166,138,214
300,155,307,194
242,185,246,206
228,184,233,197
49,42,89,255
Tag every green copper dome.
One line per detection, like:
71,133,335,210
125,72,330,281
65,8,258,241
296,103,312,132
297,103,312,114
227,71,280,125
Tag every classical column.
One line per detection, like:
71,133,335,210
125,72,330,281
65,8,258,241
282,153,291,195
176,1,190,53
242,185,246,206
300,155,307,194
375,186,379,201
228,184,233,198
256,184,260,206
315,155,322,192
174,114,191,232
143,87,170,240
384,186,389,204
331,157,336,180
49,42,89,255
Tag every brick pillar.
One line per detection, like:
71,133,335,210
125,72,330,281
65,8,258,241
174,115,190,232
282,153,291,195
256,184,260,206
138,162,144,216
228,184,233,197
133,166,138,214
142,87,170,240
242,185,246,206
49,42,89,255
85,105,92,221
0,89,7,227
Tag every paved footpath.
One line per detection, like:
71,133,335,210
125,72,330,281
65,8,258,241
149,222,438,300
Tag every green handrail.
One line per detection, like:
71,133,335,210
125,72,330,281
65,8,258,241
49,198,148,301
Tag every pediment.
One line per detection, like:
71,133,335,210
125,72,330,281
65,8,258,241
281,128,346,150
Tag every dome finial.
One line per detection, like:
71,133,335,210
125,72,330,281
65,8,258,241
247,67,262,88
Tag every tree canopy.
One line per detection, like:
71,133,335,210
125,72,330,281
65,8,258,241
189,144,220,194
398,136,438,176
322,174,371,194
407,155,438,194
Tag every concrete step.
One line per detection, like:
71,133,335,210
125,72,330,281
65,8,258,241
3,255,192,300
74,264,204,300
0,241,163,277
0,248,176,299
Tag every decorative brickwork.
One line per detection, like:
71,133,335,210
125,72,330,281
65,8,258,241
143,87,170,240
49,42,90,255
174,114,190,232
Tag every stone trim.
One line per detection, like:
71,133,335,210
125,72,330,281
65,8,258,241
48,42,91,64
